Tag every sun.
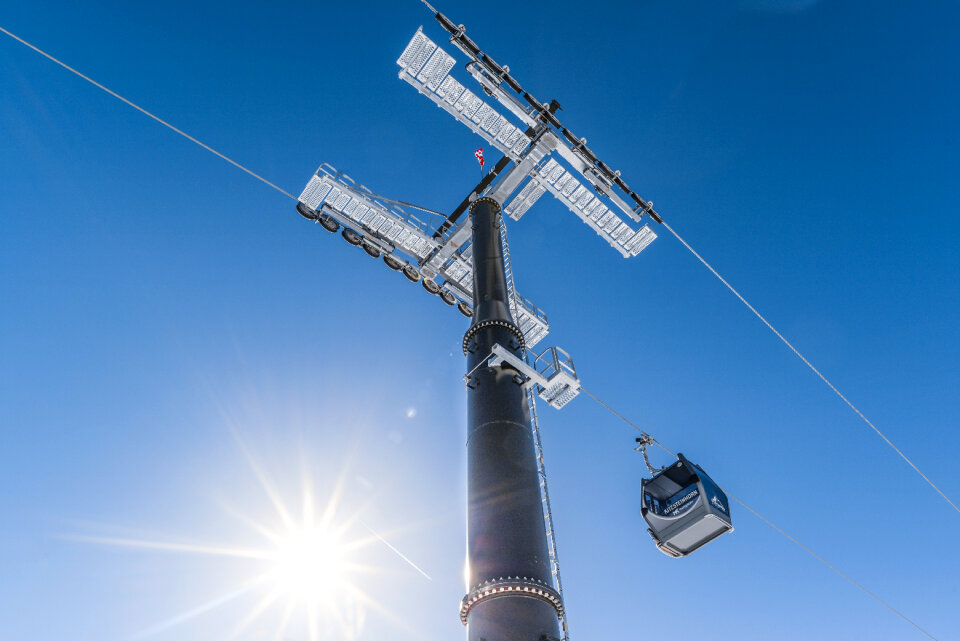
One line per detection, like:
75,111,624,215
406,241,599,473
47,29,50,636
270,525,348,605
68,443,431,641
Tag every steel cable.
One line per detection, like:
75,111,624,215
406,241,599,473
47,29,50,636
413,0,956,518
0,22,944,638
580,386,939,641
0,25,298,201
659,221,959,515
0,25,458,233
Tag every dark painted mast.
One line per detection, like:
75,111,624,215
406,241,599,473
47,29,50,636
459,197,563,641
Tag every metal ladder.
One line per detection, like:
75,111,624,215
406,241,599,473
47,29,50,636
528,388,569,641
502,214,569,640
499,215,520,321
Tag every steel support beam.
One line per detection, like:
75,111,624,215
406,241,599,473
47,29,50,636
461,197,562,641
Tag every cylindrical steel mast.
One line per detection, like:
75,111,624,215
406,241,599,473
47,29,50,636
460,197,563,641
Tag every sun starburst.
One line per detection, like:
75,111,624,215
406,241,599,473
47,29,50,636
67,441,430,641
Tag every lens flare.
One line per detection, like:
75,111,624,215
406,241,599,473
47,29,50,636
67,442,429,641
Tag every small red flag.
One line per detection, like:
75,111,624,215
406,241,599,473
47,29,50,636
474,148,484,167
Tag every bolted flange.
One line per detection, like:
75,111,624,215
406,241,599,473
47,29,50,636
462,319,525,356
459,577,564,626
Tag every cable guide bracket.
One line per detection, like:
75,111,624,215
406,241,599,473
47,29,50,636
635,434,665,474
482,343,581,409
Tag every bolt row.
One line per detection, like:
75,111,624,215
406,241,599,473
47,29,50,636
459,577,564,625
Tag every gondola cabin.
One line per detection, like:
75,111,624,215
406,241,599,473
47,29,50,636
641,453,733,557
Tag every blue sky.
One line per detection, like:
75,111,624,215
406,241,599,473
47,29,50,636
2,0,959,639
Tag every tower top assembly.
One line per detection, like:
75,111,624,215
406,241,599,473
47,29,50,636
396,10,662,260
297,7,664,351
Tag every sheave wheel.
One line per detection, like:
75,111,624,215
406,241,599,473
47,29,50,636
422,279,441,295
296,202,318,220
403,265,421,282
319,215,340,232
361,241,381,258
342,228,362,246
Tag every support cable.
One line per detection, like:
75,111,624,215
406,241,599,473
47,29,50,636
410,0,955,517
0,26,298,202
0,25,450,234
3,26,946,635
659,221,959,515
579,386,939,641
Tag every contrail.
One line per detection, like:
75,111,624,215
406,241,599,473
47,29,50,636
358,519,432,581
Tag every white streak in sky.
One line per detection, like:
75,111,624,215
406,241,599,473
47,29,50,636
359,519,432,581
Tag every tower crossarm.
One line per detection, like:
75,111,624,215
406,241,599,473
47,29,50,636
397,16,662,260
397,27,534,162
519,157,657,258
296,162,550,348
427,7,663,226
298,163,444,260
